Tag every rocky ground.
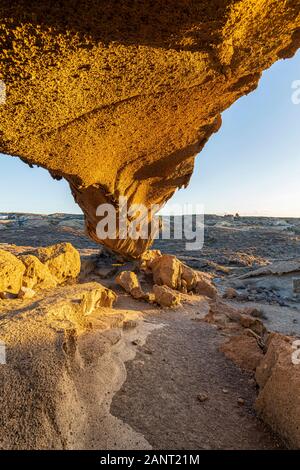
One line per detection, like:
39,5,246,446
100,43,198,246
0,213,299,449
2,212,300,333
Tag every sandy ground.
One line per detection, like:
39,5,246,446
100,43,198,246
109,302,282,450
1,284,283,450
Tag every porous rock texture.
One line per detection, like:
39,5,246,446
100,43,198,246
0,249,25,294
21,254,58,290
0,282,127,450
220,334,264,372
35,242,81,284
0,243,81,296
255,333,300,449
149,253,217,298
115,252,217,306
153,284,182,308
1,1,300,257
116,270,145,300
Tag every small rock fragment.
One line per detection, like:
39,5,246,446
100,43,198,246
143,347,153,355
116,271,145,299
223,287,238,299
194,274,217,299
151,254,182,289
0,292,16,300
153,284,181,308
197,392,209,402
181,264,198,291
243,306,266,319
18,286,36,299
143,292,156,303
180,278,188,293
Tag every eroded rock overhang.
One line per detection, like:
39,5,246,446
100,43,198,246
0,0,300,257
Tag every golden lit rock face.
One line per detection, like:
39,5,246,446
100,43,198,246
0,1,300,257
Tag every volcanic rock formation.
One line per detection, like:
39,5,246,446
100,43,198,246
1,1,300,257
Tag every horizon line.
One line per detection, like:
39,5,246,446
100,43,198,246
1,211,300,219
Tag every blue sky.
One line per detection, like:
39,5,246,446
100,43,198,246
0,50,299,216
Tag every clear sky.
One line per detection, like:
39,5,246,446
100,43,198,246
0,50,299,216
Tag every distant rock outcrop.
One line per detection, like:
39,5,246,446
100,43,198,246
0,1,300,257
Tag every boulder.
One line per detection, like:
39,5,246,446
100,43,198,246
151,254,182,290
0,249,25,294
20,254,57,290
255,334,300,448
80,284,117,314
35,243,81,284
194,273,217,299
139,250,162,272
153,284,181,308
149,254,217,299
181,264,198,291
115,271,144,300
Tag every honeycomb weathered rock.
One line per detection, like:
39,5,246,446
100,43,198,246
0,1,299,257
